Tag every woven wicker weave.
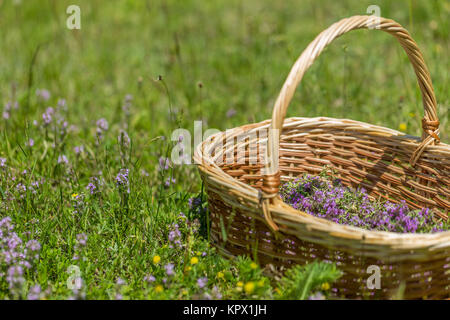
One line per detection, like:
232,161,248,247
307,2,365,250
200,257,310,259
194,15,449,299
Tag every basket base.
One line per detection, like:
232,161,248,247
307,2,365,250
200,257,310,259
207,190,450,300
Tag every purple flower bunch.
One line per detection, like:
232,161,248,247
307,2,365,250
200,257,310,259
36,88,50,101
86,176,103,195
72,233,88,261
115,168,130,194
158,156,170,171
42,107,55,126
280,174,448,234
71,193,85,215
188,196,207,216
0,157,6,168
96,118,109,142
0,217,41,296
167,222,182,249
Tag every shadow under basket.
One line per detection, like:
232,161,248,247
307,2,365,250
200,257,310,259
194,15,450,299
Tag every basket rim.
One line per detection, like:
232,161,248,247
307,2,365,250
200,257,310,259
194,116,450,249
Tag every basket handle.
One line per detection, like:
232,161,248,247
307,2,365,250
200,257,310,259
262,15,440,205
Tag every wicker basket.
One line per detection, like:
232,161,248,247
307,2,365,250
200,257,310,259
194,15,449,299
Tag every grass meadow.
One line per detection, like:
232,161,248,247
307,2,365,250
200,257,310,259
0,0,448,299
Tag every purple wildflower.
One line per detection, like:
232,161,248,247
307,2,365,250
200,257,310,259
6,265,25,293
165,177,176,187
96,118,108,131
197,277,208,289
36,89,51,101
76,233,88,247
86,183,96,194
27,285,42,300
96,118,109,141
74,145,84,155
58,155,69,165
158,157,170,171
280,174,449,234
115,168,130,193
144,275,156,283
164,263,175,276
42,107,54,125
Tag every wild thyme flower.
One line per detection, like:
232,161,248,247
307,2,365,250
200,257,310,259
165,177,176,187
15,183,27,199
86,183,96,194
96,118,108,131
167,222,182,249
36,89,50,101
6,265,25,294
27,285,42,300
76,233,88,247
58,155,69,165
74,145,84,155
197,277,208,289
96,118,109,141
114,278,126,300
26,138,34,147
2,101,18,120
71,193,85,216
280,174,448,234
0,217,41,297
188,196,207,216
115,168,130,193
144,275,156,283
72,233,88,261
164,263,175,276
0,157,6,168
42,107,54,125
86,176,102,195
158,157,170,171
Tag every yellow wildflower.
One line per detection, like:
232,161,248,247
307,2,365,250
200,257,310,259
321,282,330,291
71,193,78,198
244,282,255,294
217,271,224,279
190,257,199,265
399,123,407,132
155,285,164,293
153,255,161,264
250,262,258,270
236,281,243,287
